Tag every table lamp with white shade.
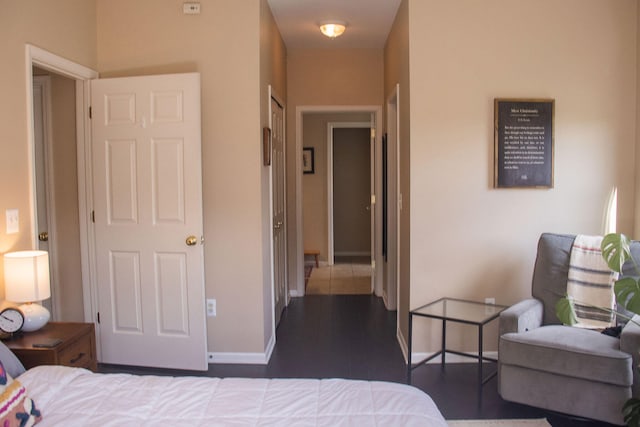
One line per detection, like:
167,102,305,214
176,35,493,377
3,250,51,332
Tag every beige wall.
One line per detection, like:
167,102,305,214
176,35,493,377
384,0,411,342
0,0,96,299
408,0,637,352
287,48,384,293
302,113,371,260
97,0,280,354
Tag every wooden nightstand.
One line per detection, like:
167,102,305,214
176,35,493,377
5,322,97,372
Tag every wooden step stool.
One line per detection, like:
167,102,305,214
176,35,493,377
304,249,320,267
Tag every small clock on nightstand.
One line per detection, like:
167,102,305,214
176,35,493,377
0,307,25,339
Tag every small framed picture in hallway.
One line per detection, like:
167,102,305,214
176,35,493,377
303,147,315,174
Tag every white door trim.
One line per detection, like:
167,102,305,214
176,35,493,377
326,121,371,266
294,105,383,297
26,43,99,341
26,45,97,247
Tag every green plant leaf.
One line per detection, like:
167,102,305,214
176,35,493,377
555,297,577,325
623,397,640,427
602,233,632,273
615,277,640,313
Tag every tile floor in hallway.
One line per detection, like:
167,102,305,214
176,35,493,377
305,256,372,295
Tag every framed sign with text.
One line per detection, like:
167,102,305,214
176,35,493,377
494,98,554,188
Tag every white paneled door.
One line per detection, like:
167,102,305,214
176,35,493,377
91,73,207,370
271,95,287,325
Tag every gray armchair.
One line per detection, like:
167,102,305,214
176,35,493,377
498,233,640,425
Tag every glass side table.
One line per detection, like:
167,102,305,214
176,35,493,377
407,297,507,394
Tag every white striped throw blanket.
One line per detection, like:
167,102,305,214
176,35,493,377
567,235,618,329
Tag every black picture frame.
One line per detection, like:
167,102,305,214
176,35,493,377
263,127,271,166
303,147,315,174
494,98,555,188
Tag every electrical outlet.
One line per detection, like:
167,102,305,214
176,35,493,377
6,209,18,234
485,297,496,315
206,299,216,317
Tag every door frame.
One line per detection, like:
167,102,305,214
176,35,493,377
26,43,99,343
294,105,383,298
326,121,372,266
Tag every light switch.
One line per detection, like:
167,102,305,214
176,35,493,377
6,209,19,234
206,299,216,317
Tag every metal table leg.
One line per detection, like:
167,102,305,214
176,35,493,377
407,313,413,384
478,324,485,405
441,318,446,368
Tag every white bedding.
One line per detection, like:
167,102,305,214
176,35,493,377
18,366,447,426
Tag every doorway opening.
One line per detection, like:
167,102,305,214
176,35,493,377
328,123,372,265
306,122,372,295
297,108,382,297
26,46,97,327
31,68,84,321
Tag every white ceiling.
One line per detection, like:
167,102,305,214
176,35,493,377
267,0,402,49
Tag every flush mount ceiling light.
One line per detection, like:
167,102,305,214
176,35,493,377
319,21,347,39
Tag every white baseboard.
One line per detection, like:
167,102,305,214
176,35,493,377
208,334,275,365
208,351,268,365
411,351,498,364
290,289,302,297
381,291,397,310
264,333,275,363
334,251,371,256
397,328,409,363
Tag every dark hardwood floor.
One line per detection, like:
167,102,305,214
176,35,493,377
99,295,615,427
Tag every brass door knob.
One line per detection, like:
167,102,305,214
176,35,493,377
38,232,49,242
186,235,197,246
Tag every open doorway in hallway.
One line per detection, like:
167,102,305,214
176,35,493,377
31,66,84,322
302,112,373,295
332,127,371,262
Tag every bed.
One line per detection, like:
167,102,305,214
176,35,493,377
0,342,447,426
